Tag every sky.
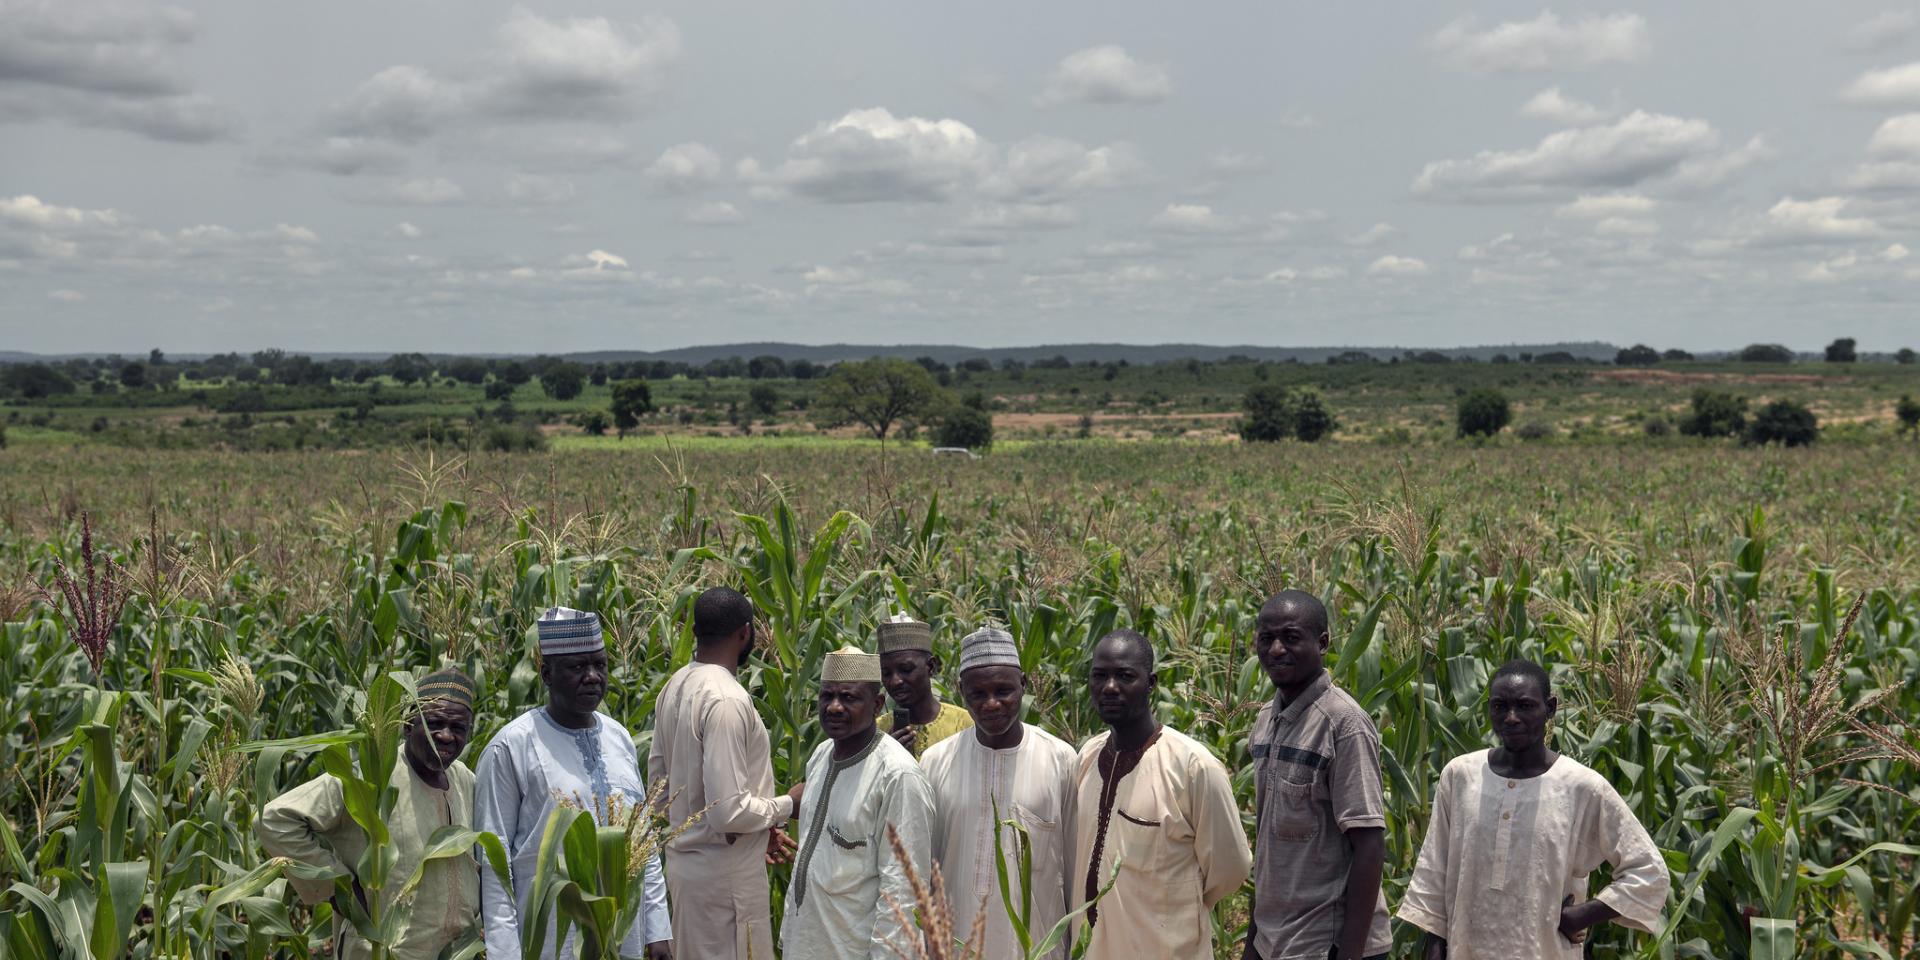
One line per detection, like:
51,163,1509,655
6,1,1920,354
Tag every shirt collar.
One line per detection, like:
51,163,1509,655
1272,669,1333,725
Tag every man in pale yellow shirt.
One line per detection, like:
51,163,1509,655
877,612,972,758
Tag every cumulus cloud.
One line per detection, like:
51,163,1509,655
1557,193,1656,218
1367,255,1429,275
394,222,423,238
1519,87,1615,125
755,107,1138,205
1761,196,1883,242
0,0,239,142
682,200,746,225
319,11,679,147
1429,12,1649,73
1037,45,1171,106
1866,113,1920,159
1844,12,1919,54
1150,203,1251,235
1412,111,1728,202
1345,222,1399,246
1841,61,1920,106
647,142,726,192
585,249,629,271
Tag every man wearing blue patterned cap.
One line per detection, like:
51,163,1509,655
475,607,673,960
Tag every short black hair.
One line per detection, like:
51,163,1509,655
1261,589,1329,638
1490,659,1552,700
1094,628,1155,671
692,587,754,644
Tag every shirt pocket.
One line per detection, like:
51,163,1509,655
1263,761,1323,842
1111,804,1174,878
817,823,872,896
1012,802,1058,833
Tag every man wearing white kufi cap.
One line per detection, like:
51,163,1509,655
781,646,935,960
475,607,672,960
922,626,1079,960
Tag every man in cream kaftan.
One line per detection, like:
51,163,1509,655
650,587,799,960
1396,749,1669,959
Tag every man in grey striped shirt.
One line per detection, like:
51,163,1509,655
1243,591,1392,960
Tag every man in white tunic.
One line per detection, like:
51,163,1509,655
474,607,672,960
649,587,801,960
258,668,481,960
781,646,936,960
1398,659,1669,959
1070,630,1252,960
921,626,1077,960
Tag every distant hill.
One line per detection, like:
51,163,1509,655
561,341,1622,365
1,342,1624,365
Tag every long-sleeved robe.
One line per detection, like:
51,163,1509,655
1396,750,1670,959
781,731,935,960
257,758,479,960
648,661,793,960
1069,727,1252,960
474,708,670,960
921,723,1078,960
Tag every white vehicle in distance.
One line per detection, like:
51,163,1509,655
930,447,979,460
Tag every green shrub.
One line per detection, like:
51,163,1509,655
1745,399,1818,447
1680,389,1747,438
935,405,993,450
1456,389,1511,437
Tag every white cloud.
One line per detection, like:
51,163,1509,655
1037,45,1171,106
1209,150,1271,176
0,0,240,142
1150,203,1250,235
1519,87,1615,125
394,222,423,238
1844,12,1920,54
1557,193,1657,218
1842,61,1920,106
1084,240,1155,258
1429,12,1649,73
682,200,745,225
1457,233,1515,260
1763,196,1883,242
1867,113,1920,159
1345,222,1398,246
47,288,85,302
0,195,125,229
1594,216,1659,236
647,142,726,193
586,249,629,271
1412,111,1724,202
1884,242,1911,261
505,173,576,205
802,265,862,284
1367,254,1429,276
982,137,1144,200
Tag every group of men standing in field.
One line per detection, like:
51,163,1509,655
257,588,1671,960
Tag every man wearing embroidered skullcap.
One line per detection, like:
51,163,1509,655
257,667,481,960
475,607,673,960
877,611,973,758
921,626,1078,959
650,587,803,960
781,645,935,960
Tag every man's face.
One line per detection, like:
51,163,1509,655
1487,674,1556,753
405,700,473,774
880,650,935,711
542,650,609,715
1088,640,1155,727
737,620,758,669
958,666,1025,737
1256,604,1328,692
819,681,883,742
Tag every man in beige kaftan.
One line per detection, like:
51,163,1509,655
650,588,801,960
1070,630,1251,960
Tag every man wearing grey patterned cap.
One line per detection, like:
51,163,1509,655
782,646,934,960
921,626,1079,959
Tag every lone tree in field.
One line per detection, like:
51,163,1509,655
812,357,943,442
1292,388,1337,442
1824,337,1857,363
1456,388,1511,438
748,384,780,417
1897,347,1917,365
935,393,994,450
1239,384,1296,442
1745,399,1818,446
609,379,653,438
1615,344,1660,366
540,363,586,401
1738,343,1794,363
1679,389,1747,438
1896,394,1920,435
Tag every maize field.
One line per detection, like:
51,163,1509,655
1,441,1918,958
